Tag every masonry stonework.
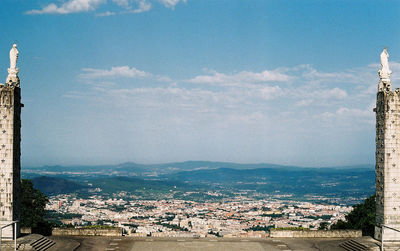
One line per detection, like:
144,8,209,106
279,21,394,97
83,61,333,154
375,49,400,241
0,44,22,239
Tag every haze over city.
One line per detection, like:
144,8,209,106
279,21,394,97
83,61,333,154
1,0,400,167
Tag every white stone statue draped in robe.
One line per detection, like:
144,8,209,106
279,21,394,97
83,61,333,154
6,44,20,86
9,44,18,70
379,48,391,80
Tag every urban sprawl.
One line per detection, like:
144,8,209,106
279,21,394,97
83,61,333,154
47,192,352,238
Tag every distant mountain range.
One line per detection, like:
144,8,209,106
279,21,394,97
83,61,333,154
24,161,375,204
31,176,87,196
23,161,374,178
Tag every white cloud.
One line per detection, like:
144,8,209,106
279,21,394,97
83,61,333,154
25,0,181,15
79,66,150,79
58,59,395,166
69,61,387,134
390,62,400,81
295,99,313,107
26,0,105,15
287,87,348,108
159,0,186,9
189,69,292,86
112,0,131,8
257,86,282,100
313,87,348,99
317,106,373,125
130,0,152,13
281,64,367,85
96,11,116,16
115,0,152,13
336,107,371,117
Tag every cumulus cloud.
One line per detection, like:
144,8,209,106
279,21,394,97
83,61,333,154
159,0,186,9
26,0,183,15
128,0,152,13
317,106,374,127
302,66,361,84
79,66,150,79
115,0,152,13
68,61,392,135
336,107,371,117
189,69,292,86
311,87,348,99
112,0,131,8
26,0,105,15
59,59,399,166
390,62,400,81
96,11,116,16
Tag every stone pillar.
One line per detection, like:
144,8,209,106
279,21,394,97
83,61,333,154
375,49,400,241
0,45,22,239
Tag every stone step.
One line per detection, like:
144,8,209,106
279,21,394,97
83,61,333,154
30,237,47,249
30,236,55,251
37,239,55,251
339,239,369,251
339,242,360,251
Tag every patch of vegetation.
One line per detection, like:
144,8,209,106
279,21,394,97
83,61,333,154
305,215,332,220
318,222,329,230
32,176,86,195
331,194,375,236
261,213,283,218
46,210,82,220
245,225,274,232
20,179,52,235
156,222,188,231
82,225,116,229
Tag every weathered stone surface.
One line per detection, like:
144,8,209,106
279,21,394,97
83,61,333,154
52,228,123,237
0,45,22,239
0,85,21,238
269,229,362,238
375,50,400,241
5,44,19,87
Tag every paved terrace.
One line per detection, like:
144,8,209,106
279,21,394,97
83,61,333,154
52,236,381,251
0,235,387,251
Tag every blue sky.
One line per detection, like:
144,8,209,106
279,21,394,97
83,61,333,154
0,0,399,167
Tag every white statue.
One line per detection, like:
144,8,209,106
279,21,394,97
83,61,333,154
9,44,18,70
379,48,391,80
378,48,392,92
6,44,20,86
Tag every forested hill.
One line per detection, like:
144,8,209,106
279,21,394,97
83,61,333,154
22,161,374,178
24,162,375,204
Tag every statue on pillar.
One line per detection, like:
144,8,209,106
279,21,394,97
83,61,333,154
378,48,392,92
9,44,18,70
6,44,19,87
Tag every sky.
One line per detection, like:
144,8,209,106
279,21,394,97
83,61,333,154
0,0,399,167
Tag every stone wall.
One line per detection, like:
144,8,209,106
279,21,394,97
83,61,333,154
52,228,122,237
269,229,362,238
20,227,31,234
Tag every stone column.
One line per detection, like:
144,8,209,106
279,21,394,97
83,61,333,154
375,49,400,242
0,45,22,239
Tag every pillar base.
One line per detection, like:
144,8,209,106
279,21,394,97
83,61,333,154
0,221,18,239
375,225,400,241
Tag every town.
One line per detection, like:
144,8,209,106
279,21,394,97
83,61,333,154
46,192,352,238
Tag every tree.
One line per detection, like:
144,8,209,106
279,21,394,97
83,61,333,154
318,221,329,230
331,194,375,236
20,179,52,235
